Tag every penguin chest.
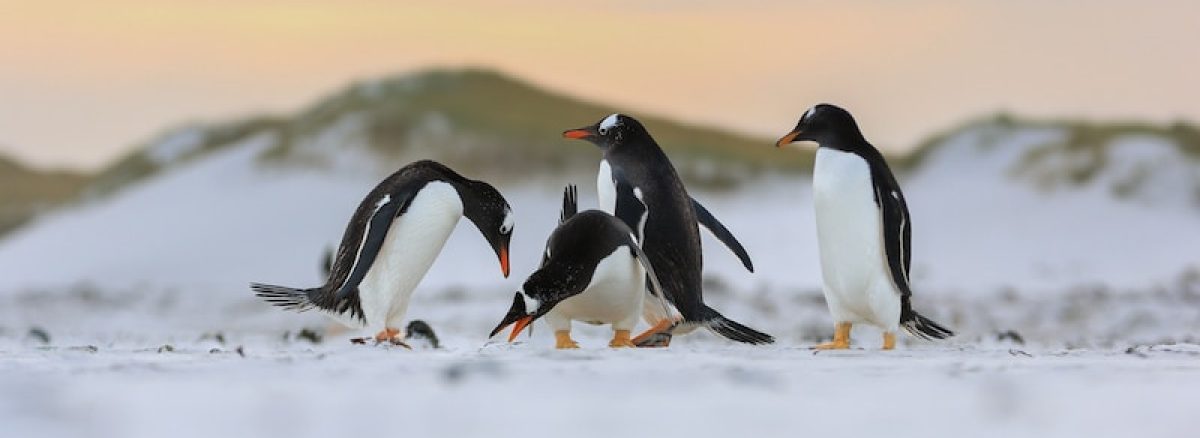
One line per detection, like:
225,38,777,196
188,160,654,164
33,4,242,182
813,148,896,324
597,160,618,214
553,248,645,324
358,182,463,325
597,159,648,239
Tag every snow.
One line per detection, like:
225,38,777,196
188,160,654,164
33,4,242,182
2,343,1197,438
1098,135,1200,207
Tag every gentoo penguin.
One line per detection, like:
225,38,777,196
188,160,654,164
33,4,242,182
489,185,670,349
405,320,440,349
563,114,773,345
776,104,953,349
252,160,513,345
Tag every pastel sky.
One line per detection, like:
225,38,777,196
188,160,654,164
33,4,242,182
2,0,1198,170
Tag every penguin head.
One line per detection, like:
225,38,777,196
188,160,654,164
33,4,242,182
487,266,576,342
562,113,649,149
488,288,548,342
776,103,865,148
461,180,514,278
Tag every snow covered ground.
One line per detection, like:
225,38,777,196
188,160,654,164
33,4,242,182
2,274,1198,438
3,341,1199,438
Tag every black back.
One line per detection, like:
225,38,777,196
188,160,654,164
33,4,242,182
523,210,639,311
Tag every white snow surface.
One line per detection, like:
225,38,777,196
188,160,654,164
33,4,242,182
2,125,1200,437
3,341,1199,438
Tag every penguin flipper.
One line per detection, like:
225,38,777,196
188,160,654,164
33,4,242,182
691,198,754,272
869,158,913,297
332,191,412,302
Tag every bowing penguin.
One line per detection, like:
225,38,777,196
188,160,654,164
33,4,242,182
776,104,953,349
252,160,513,345
563,114,772,346
489,185,669,349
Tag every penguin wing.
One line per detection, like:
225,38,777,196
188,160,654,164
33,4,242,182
872,161,914,297
691,198,754,272
332,190,415,300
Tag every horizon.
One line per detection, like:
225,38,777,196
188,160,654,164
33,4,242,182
2,1,1199,171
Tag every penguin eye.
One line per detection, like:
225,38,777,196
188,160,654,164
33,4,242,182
499,211,514,234
598,127,609,136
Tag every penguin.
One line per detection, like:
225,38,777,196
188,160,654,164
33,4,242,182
489,185,670,349
252,160,514,346
776,104,953,350
563,114,773,346
404,320,440,349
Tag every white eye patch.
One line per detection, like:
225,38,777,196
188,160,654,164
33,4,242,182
802,105,819,122
599,114,621,134
520,289,541,313
500,209,514,234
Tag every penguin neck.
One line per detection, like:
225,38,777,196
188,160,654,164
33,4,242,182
818,133,874,156
451,180,486,224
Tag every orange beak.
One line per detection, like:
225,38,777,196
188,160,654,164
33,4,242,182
499,247,510,278
776,130,802,148
562,129,594,140
507,316,533,342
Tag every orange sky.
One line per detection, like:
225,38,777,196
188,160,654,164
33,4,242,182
2,0,1198,170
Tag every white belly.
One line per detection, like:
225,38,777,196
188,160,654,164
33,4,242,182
355,182,463,330
547,248,645,330
597,160,617,214
813,148,900,329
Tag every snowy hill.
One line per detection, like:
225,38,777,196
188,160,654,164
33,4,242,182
897,116,1200,293
81,69,801,202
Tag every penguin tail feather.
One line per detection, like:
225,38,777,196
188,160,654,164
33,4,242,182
901,312,954,340
700,307,775,345
251,283,318,313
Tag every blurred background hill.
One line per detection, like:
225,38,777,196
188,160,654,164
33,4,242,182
0,154,89,235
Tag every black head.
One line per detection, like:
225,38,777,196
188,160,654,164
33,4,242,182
775,103,866,149
459,179,514,278
487,287,552,342
562,113,650,149
487,266,576,342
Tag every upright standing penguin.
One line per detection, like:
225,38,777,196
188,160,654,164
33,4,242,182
563,114,773,345
252,160,513,345
776,104,953,350
489,185,670,349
